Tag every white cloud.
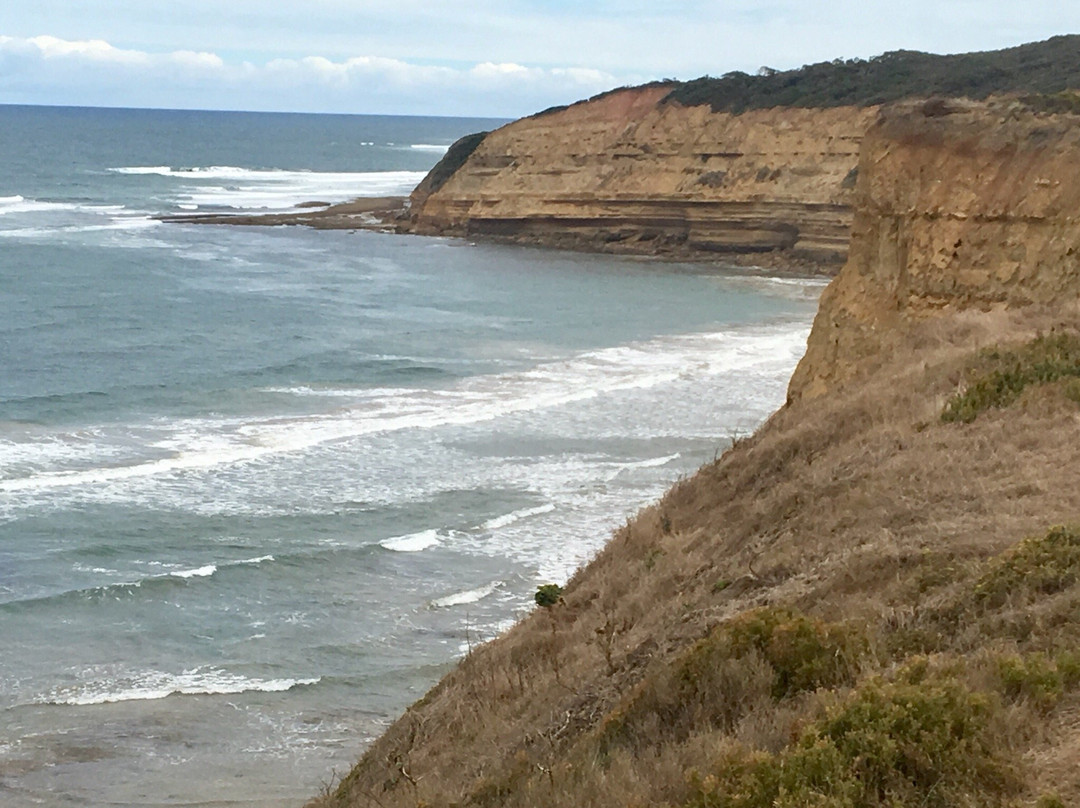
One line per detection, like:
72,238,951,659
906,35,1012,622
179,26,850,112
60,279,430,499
27,34,148,64
170,50,225,71
0,34,620,115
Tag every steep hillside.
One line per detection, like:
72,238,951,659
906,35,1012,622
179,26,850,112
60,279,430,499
408,36,1080,270
310,99,1080,808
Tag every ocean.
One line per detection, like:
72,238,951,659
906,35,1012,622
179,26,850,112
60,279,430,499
0,105,823,806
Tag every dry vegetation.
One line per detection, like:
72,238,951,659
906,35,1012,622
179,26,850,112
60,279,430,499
308,306,1080,808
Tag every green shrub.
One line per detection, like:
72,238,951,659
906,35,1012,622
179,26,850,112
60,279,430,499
598,609,867,752
686,675,1018,808
711,578,731,594
995,653,1065,709
1022,90,1080,114
1055,649,1080,688
972,525,1080,608
664,36,1080,114
942,333,1080,423
534,584,564,608
723,608,868,699
1035,794,1067,808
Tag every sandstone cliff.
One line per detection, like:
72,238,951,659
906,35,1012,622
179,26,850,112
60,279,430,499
311,100,1080,808
410,88,875,267
790,97,1080,399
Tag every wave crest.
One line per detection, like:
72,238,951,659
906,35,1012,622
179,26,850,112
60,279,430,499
41,667,319,706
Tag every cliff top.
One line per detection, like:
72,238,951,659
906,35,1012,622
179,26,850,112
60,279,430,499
533,34,1080,119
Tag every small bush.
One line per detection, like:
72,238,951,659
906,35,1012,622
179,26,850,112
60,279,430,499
972,525,1080,608
995,653,1065,710
723,608,868,699
942,333,1080,423
1035,794,1067,808
597,609,867,752
686,675,1018,808
1055,649,1080,688
534,584,564,608
1022,90,1080,114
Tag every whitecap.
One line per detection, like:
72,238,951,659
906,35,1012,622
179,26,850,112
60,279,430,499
41,667,320,706
108,166,427,211
481,503,556,531
0,196,80,215
430,581,502,608
380,529,440,553
171,564,217,579
235,555,274,565
604,453,682,480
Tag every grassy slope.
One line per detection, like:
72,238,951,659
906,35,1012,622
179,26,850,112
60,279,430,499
309,301,1080,807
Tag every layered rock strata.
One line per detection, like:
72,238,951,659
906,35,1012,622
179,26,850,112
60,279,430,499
790,97,1080,399
410,87,876,267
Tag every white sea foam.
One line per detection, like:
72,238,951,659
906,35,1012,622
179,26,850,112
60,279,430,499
409,144,449,153
163,555,274,580
380,529,440,552
0,195,81,215
108,166,427,211
0,195,137,218
430,581,502,608
42,667,320,706
236,555,275,565
620,453,681,470
0,191,158,243
0,218,160,239
171,564,217,579
604,453,682,480
0,323,809,496
482,503,556,531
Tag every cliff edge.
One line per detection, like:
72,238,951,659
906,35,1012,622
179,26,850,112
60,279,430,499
410,88,873,267
790,96,1080,399
310,98,1080,808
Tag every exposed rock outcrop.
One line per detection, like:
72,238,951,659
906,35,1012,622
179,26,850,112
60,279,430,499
410,87,875,267
789,97,1080,400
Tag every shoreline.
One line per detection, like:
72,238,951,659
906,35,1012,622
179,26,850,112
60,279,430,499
159,196,839,277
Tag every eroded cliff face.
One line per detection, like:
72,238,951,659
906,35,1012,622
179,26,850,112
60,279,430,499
789,98,1080,400
410,87,876,266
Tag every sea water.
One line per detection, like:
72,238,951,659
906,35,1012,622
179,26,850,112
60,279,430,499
0,105,823,806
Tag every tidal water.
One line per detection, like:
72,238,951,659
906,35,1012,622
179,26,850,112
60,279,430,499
0,104,822,806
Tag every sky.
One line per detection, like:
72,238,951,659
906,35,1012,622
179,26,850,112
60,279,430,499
1,2,1078,118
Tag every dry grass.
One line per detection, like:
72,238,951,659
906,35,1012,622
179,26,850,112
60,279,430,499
307,306,1080,808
